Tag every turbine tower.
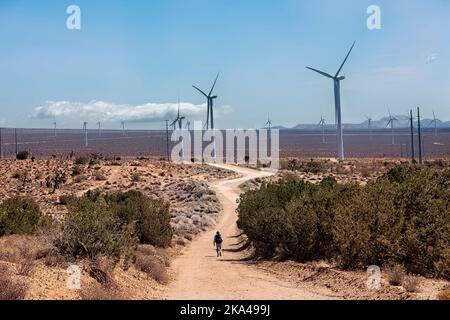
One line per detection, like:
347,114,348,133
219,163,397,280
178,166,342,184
365,115,373,141
97,121,102,137
318,116,326,144
385,110,398,145
306,41,356,161
121,121,126,136
83,122,88,147
52,117,57,137
193,73,219,130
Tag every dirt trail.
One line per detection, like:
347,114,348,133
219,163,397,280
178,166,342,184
165,164,336,300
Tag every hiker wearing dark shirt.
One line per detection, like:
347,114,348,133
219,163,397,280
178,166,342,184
213,231,223,257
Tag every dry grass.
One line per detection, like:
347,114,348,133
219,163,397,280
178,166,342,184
135,253,169,284
403,276,420,293
79,283,125,300
0,235,49,264
0,266,28,300
386,264,406,286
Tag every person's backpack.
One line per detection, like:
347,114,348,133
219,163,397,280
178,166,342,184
215,234,223,244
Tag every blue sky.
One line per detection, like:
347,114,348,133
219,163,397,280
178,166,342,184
0,0,449,129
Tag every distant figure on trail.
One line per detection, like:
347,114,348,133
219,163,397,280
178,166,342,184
213,231,223,257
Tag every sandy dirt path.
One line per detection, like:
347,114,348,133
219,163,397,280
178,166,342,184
165,164,336,300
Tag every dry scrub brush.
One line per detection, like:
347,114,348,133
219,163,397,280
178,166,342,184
237,164,450,279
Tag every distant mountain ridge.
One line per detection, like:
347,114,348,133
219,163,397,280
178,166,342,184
291,116,450,130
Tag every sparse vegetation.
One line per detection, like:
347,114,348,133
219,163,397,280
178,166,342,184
237,164,450,279
16,150,29,160
0,269,28,300
0,197,50,236
386,264,406,286
55,190,173,263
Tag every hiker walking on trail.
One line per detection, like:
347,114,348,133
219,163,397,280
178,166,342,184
213,231,223,257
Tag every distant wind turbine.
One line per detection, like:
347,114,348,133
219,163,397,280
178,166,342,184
83,122,88,147
170,99,185,130
385,109,398,145
185,120,191,130
306,41,356,161
97,121,102,137
263,114,273,130
318,116,326,143
121,121,126,136
52,117,57,137
428,110,438,137
365,115,373,141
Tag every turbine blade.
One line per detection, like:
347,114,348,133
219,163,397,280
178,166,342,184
192,85,208,97
335,41,356,77
208,72,220,96
306,67,333,79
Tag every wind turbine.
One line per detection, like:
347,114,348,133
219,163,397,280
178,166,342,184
428,110,438,137
83,122,88,147
185,120,191,130
170,99,183,130
318,116,326,143
121,121,126,136
306,41,356,161
193,73,219,130
385,110,398,145
97,121,102,137
52,117,57,137
263,114,273,130
365,115,373,141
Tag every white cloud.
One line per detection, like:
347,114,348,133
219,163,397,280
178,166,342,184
31,100,232,123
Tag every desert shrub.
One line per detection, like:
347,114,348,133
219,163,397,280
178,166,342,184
237,164,450,279
237,174,308,257
45,169,68,193
72,165,83,176
403,276,420,293
74,155,89,165
94,171,107,181
16,151,29,160
302,159,326,174
131,172,141,182
106,190,173,247
135,253,169,284
386,264,406,286
55,191,172,262
59,195,76,206
0,197,50,236
54,196,138,262
0,271,27,300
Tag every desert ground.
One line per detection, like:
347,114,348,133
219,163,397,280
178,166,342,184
0,155,449,300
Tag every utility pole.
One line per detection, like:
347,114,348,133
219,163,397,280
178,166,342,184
410,109,415,163
165,120,170,161
417,107,423,164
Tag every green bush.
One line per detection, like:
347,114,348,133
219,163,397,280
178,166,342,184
55,196,137,262
237,165,450,279
55,190,173,261
0,197,50,236
106,191,173,248
16,151,29,160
